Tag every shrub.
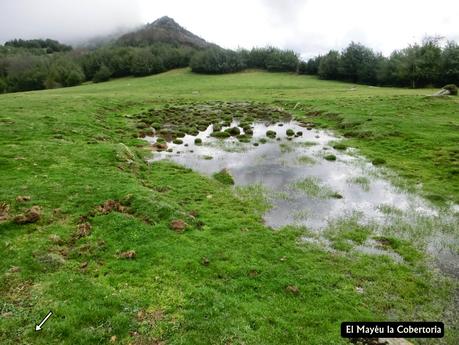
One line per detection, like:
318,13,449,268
0,78,7,93
65,69,85,87
442,84,458,95
5,55,48,92
93,64,112,83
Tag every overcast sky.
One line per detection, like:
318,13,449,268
1,0,458,57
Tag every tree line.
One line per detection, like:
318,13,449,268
302,38,459,88
0,41,196,93
0,37,457,94
190,47,299,73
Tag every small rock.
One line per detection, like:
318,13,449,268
80,261,88,269
119,250,136,259
110,335,117,343
16,195,31,202
13,206,41,224
170,219,186,232
356,286,364,294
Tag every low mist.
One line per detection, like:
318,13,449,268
0,0,142,44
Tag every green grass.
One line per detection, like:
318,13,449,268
0,69,457,344
212,169,235,185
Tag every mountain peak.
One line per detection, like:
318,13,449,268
118,16,214,49
151,16,178,26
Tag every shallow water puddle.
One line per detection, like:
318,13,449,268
145,120,458,274
147,121,436,227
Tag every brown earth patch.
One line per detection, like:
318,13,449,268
170,219,186,232
13,206,41,224
96,200,128,214
119,250,136,259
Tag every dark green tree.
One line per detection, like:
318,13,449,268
130,49,165,76
318,50,340,79
93,64,112,83
440,41,459,85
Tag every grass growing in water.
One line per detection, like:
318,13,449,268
212,168,235,185
290,177,341,199
280,142,294,153
324,154,337,161
297,155,315,165
347,176,370,191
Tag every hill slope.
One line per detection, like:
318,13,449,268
117,16,215,48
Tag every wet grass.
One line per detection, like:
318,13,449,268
212,169,235,185
0,69,457,344
347,176,371,191
377,204,404,215
324,154,337,161
290,177,340,199
279,142,294,153
297,155,316,165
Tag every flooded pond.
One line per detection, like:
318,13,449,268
141,111,458,276
146,121,437,227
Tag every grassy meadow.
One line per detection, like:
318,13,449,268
1,69,458,344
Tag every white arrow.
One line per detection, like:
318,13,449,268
35,311,53,331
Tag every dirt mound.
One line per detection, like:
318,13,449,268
170,219,187,232
119,250,136,259
13,206,41,224
76,222,92,238
285,285,300,295
96,200,128,214
0,202,10,221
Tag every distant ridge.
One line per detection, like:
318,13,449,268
117,16,216,48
